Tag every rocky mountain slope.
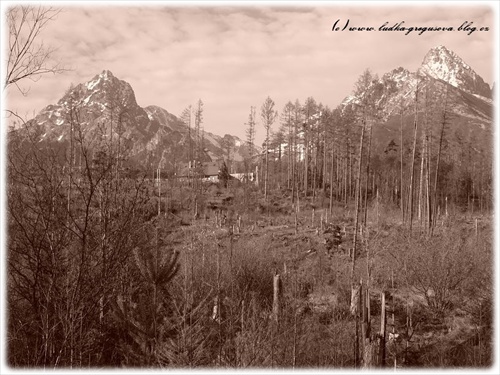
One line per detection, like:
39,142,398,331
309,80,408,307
18,70,251,172
418,45,492,99
341,45,493,157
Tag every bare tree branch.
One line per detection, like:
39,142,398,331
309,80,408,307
5,5,68,95
5,108,28,127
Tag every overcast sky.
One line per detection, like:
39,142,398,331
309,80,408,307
2,1,497,145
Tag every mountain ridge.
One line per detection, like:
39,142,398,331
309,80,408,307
20,69,252,173
342,45,493,122
340,45,492,161
13,45,493,175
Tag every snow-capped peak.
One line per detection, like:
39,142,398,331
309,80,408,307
85,70,114,90
86,76,101,90
418,45,491,98
100,69,114,80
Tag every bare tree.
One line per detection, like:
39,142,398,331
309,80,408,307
400,99,405,223
244,106,256,187
5,5,66,95
194,99,204,162
260,96,277,200
350,69,374,282
302,97,318,197
408,77,420,235
432,85,449,233
292,100,302,203
181,105,193,163
245,106,256,157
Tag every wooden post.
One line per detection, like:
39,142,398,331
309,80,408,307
273,273,282,324
241,298,245,332
379,291,386,367
361,284,367,366
354,305,359,367
212,296,220,323
405,300,411,364
351,281,364,367
353,281,362,367
362,284,375,368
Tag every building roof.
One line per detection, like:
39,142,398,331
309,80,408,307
176,161,221,177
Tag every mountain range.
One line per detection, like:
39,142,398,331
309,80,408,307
341,45,493,157
13,45,493,173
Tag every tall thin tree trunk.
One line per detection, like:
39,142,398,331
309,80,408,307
408,80,419,234
304,125,309,197
363,121,373,227
312,126,317,202
418,128,426,226
419,86,431,230
426,134,432,232
400,101,405,223
351,119,366,281
432,85,448,233
265,140,269,200
329,144,335,214
322,119,328,192
349,148,353,204
292,117,298,203
157,168,161,216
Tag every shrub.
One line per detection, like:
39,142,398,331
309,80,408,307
398,230,484,315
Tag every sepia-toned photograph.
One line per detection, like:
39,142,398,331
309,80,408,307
1,1,498,373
